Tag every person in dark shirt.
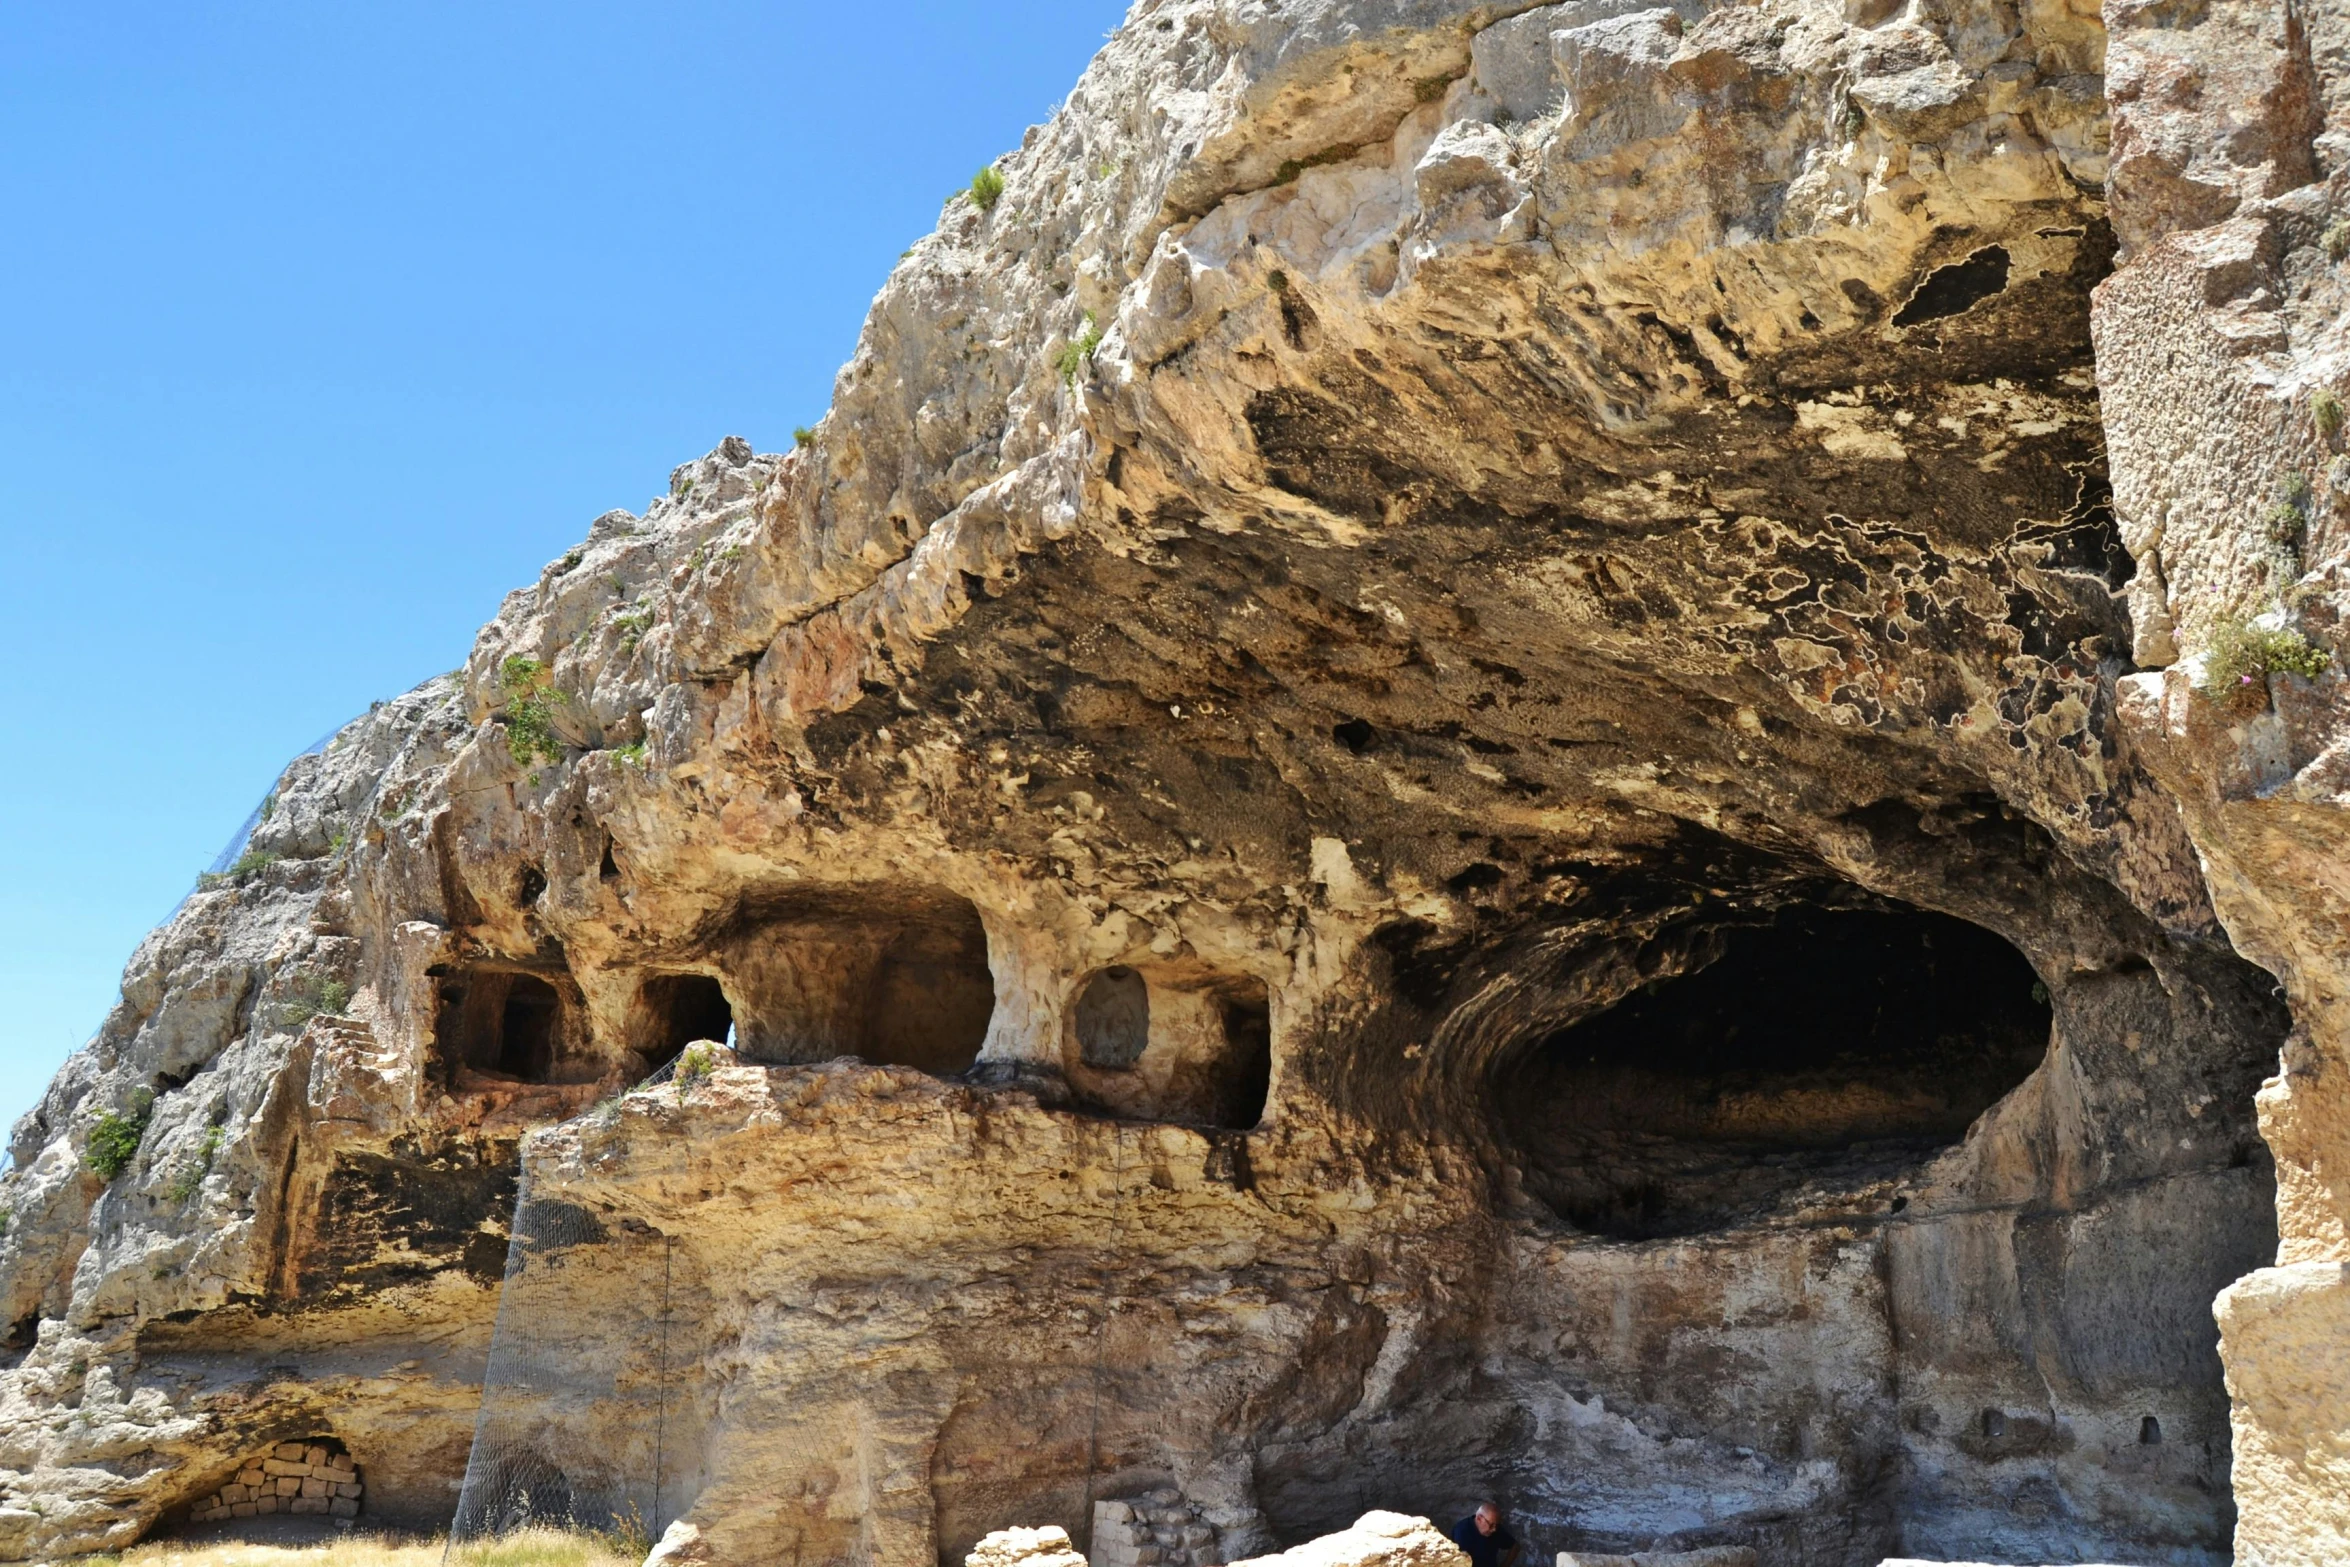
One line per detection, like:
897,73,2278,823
1447,1503,1520,1567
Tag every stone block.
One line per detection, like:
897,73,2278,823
240,1468,266,1486
276,1477,301,1497
273,1444,306,1462
962,1525,1087,1567
301,1476,331,1498
1226,1511,1468,1566
263,1459,307,1477
256,1497,279,1515
231,1504,256,1519
337,1481,362,1498
220,1484,245,1504
330,1498,359,1518
305,1445,329,1466
1558,1552,1757,1567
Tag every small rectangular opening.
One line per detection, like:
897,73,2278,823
639,974,734,1074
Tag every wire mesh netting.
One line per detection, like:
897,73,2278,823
199,724,344,881
445,1038,1166,1563
445,1169,683,1552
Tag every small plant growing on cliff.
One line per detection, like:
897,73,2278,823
2195,615,2330,710
2314,388,2344,441
167,1125,224,1204
969,165,1006,210
612,608,654,654
794,425,816,448
612,741,647,767
198,846,282,891
84,1096,152,1182
1054,312,1104,387
2326,219,2350,264
275,971,352,1030
674,1041,720,1095
500,656,568,770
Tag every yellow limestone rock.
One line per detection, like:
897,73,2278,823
965,1525,1089,1567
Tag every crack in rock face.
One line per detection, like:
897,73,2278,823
0,0,2335,1562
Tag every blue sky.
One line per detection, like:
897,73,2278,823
0,2,1125,1135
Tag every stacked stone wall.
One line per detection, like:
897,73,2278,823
1093,1492,1217,1567
185,1440,362,1522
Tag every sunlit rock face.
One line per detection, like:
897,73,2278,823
2091,0,2350,1562
0,0,2325,1562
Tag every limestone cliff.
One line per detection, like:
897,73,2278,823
0,0,2334,1563
2094,0,2350,1562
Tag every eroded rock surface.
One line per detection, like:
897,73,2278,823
2090,0,2350,1561
0,0,2327,1563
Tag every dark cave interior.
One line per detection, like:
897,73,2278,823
1499,906,2053,1238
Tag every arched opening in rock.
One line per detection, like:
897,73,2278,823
1077,966,1151,1068
636,973,734,1075
433,967,581,1086
715,885,995,1076
1067,965,1273,1129
1496,905,2050,1239
863,915,997,1075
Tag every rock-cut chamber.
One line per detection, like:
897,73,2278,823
1496,906,2052,1238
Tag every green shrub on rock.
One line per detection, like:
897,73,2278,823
500,656,567,770
85,1097,153,1182
2196,616,2329,710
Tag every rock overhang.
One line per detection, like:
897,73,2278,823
2,0,2338,1560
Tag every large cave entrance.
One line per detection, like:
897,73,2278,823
1497,905,2051,1239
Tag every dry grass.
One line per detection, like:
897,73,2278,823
86,1527,642,1567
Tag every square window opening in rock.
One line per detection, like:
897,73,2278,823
433,968,579,1086
636,973,734,1075
716,886,996,1077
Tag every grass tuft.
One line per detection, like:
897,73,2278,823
2314,388,2344,440
2326,219,2350,264
105,1528,643,1567
969,166,1006,210
198,847,283,892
